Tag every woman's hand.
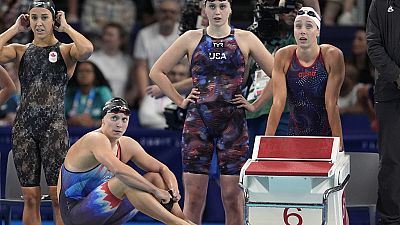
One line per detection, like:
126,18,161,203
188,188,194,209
146,85,164,99
168,189,181,202
15,14,31,33
231,94,256,112
54,11,70,33
153,188,172,204
179,88,199,109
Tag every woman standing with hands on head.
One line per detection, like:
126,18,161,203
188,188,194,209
150,0,274,224
0,0,93,224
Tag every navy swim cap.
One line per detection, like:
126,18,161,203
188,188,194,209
102,97,131,118
29,0,56,19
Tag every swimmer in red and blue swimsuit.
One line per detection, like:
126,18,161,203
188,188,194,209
182,27,248,176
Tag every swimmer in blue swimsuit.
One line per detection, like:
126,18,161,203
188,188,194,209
58,98,194,225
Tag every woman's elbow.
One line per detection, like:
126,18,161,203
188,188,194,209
149,69,155,81
86,42,94,53
79,44,94,61
149,67,161,82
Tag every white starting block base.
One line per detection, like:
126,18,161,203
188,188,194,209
246,192,346,225
240,136,350,225
249,207,323,225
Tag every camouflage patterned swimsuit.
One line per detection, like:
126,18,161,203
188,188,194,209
181,28,249,176
12,42,70,187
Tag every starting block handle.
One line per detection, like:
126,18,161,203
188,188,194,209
321,174,350,225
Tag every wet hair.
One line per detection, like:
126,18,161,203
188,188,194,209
102,97,131,118
29,0,56,19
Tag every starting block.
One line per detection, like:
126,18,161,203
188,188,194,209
239,136,350,225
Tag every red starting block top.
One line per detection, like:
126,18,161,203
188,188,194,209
245,160,333,176
255,136,336,160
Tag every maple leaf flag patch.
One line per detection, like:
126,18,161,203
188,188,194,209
49,51,57,63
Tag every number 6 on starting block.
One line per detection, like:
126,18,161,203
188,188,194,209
239,136,350,225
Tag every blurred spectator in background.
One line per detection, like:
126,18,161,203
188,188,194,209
90,23,132,98
152,0,184,9
343,27,377,131
2,62,20,94
338,62,369,114
165,60,189,85
244,0,303,152
347,27,375,84
136,0,157,27
357,82,378,131
0,0,31,43
0,65,17,127
65,0,156,33
139,59,189,128
126,0,180,109
81,0,136,47
0,94,18,127
64,0,80,24
303,0,321,14
145,1,208,100
323,0,356,26
0,62,20,127
65,61,113,127
129,0,158,54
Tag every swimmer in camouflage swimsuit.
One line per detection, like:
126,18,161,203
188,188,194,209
0,0,93,224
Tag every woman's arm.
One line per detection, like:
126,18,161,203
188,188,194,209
56,11,93,61
265,49,288,135
146,77,193,99
88,134,171,203
0,14,28,63
245,31,275,111
125,137,180,200
231,31,275,112
246,31,274,77
250,80,273,112
324,46,345,149
149,30,199,108
231,80,273,112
